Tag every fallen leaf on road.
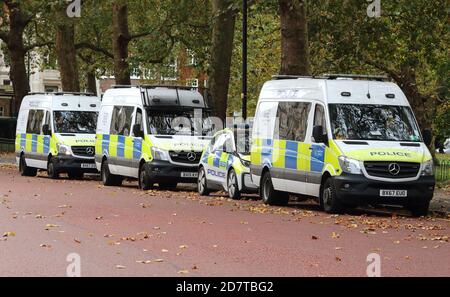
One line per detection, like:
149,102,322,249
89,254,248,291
115,265,126,269
35,214,44,219
95,216,103,220
40,244,51,248
335,257,342,262
331,232,340,239
74,238,81,244
3,231,16,237
311,235,319,240
161,249,169,253
178,270,189,274
58,205,71,209
179,245,188,249
153,259,164,263
45,224,60,228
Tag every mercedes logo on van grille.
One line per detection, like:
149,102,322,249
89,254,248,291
388,163,401,176
86,147,94,155
187,152,197,162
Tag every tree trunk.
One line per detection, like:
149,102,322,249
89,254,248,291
112,1,131,86
56,12,80,92
279,0,310,75
86,71,97,96
207,0,237,121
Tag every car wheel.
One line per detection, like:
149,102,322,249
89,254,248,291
101,159,122,186
19,154,37,177
138,163,153,191
227,169,241,200
197,167,210,196
260,171,289,206
47,157,59,179
321,178,343,214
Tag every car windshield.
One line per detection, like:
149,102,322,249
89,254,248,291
146,108,213,136
329,104,422,142
53,111,98,134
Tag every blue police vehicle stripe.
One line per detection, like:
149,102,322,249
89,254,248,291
21,134,26,150
43,136,50,154
261,138,273,167
102,134,110,155
133,138,142,160
310,144,325,172
117,135,125,158
31,134,38,153
285,141,298,170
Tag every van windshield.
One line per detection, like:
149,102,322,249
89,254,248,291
329,104,422,142
146,108,213,136
53,111,98,134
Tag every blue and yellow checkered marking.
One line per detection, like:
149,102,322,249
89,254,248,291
16,133,51,155
97,134,143,160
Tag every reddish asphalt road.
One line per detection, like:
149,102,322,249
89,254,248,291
0,165,449,277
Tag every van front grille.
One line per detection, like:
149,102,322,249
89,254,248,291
364,161,420,179
169,151,202,164
71,146,95,157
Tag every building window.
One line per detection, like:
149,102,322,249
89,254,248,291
186,79,199,88
0,106,4,117
45,85,59,93
187,49,197,66
3,80,10,86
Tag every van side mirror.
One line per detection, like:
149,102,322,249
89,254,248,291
133,124,144,138
42,124,51,136
422,129,432,146
313,125,328,145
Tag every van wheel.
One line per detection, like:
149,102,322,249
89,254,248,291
19,154,37,177
408,202,430,217
227,169,241,200
197,166,210,196
321,178,343,214
159,182,178,190
260,171,289,206
101,159,122,186
138,163,153,191
47,157,59,179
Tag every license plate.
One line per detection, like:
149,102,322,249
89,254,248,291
81,163,96,169
181,172,198,178
380,190,407,197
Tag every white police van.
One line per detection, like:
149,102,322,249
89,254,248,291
95,85,213,190
251,74,435,216
16,92,100,179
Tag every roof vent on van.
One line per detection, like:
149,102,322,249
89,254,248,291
386,94,396,99
341,92,351,97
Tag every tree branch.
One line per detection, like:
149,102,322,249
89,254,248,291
75,42,114,59
24,41,53,52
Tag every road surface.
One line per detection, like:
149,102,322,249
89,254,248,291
0,165,449,277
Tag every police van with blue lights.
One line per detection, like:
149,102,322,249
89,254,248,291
95,85,213,190
16,92,100,179
198,128,257,199
250,74,435,216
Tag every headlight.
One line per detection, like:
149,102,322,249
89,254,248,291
151,147,170,161
57,144,72,156
240,158,251,167
338,156,362,174
421,159,434,176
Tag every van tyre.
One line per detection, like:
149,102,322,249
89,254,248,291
227,169,241,200
19,154,37,177
101,159,122,186
47,157,59,179
261,171,289,206
197,166,210,196
321,178,343,214
408,202,430,217
138,163,153,191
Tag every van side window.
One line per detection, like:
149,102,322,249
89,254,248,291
110,106,134,136
253,102,278,140
134,108,144,136
26,109,45,134
314,104,327,129
277,102,311,142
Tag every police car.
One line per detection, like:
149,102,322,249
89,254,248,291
251,74,435,216
95,85,213,190
16,92,100,179
198,128,257,199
